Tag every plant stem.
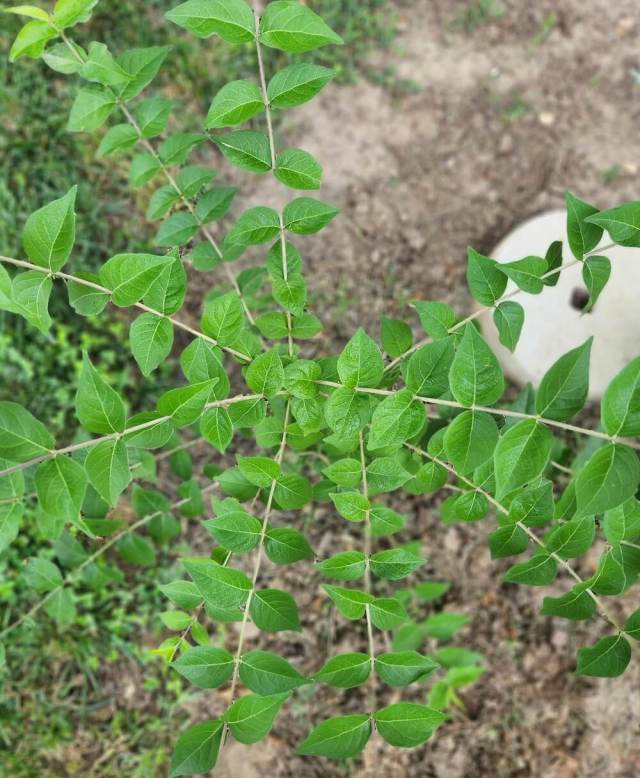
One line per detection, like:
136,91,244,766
359,432,376,712
316,379,640,450
0,393,261,479
226,400,292,708
0,254,252,363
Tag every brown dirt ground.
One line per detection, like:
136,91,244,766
187,1,640,777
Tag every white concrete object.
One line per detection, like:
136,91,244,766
479,208,640,399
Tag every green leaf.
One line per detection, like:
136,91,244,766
260,1,343,52
196,186,237,224
585,201,640,247
601,357,640,437
323,458,361,488
375,651,438,687
245,349,284,397
12,271,52,333
264,527,313,564
267,62,334,108
317,551,366,581
370,504,406,537
582,255,610,311
117,533,156,566
337,327,383,389
22,186,76,271
449,324,504,407
366,457,412,494
323,584,372,619
205,79,264,128
503,553,557,586
9,20,56,62
85,439,130,505
115,45,173,102
213,130,272,173
487,523,528,559
494,419,552,500
52,0,98,28
0,402,53,463
154,212,199,247
225,692,289,745
443,411,498,475
24,557,63,592
159,133,204,166
5,5,51,22
184,557,252,609
298,715,371,758
172,646,234,689
79,41,128,86
283,197,339,234
274,148,322,190
369,597,408,630
508,479,554,527
424,611,469,640
158,380,217,427
45,587,76,628
168,720,223,778
575,444,640,518
499,256,547,294
603,498,640,544
547,515,595,558
200,407,233,453
374,703,445,748
100,253,171,307
201,292,245,345
624,609,640,640
541,589,596,621
330,491,369,522
380,317,412,358
165,0,255,42
75,355,125,434
250,588,300,632
466,247,506,306
129,153,161,187
97,124,139,157
493,301,524,353
565,191,602,260
370,549,424,581
543,240,563,287
405,338,455,397
240,650,308,695
324,388,369,437
203,510,261,553
535,338,592,421
135,96,173,138
314,653,370,688
130,313,173,376
226,207,281,246
576,634,631,678
67,85,115,132
35,456,86,520
42,41,84,73
237,455,280,487
368,389,426,450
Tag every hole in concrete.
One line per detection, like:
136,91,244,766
570,287,591,312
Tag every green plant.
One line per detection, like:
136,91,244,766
2,1,640,775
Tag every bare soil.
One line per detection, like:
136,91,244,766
194,2,640,776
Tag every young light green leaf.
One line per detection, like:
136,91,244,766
67,86,115,132
98,124,139,157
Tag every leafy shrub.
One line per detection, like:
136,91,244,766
2,1,640,774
